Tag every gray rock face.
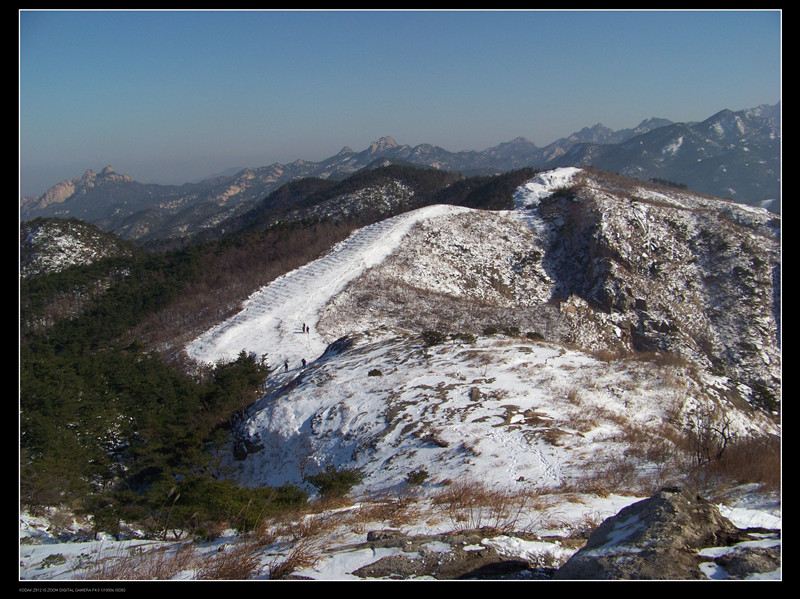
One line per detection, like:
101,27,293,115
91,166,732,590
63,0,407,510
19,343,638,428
554,487,779,580
348,530,538,580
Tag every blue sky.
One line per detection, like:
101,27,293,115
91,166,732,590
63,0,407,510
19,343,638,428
19,9,781,196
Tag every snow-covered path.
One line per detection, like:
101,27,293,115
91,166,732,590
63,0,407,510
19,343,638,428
184,204,473,370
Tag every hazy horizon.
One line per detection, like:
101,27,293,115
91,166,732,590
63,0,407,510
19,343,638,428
19,9,781,197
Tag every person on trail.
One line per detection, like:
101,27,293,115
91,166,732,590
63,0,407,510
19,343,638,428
302,323,306,333
302,358,306,368
284,359,289,372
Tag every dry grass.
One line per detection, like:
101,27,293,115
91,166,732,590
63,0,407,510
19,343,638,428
563,456,640,497
348,492,427,529
685,433,781,494
77,542,199,580
565,385,582,405
77,537,277,581
590,348,621,362
267,538,321,580
197,541,266,580
265,503,346,544
557,406,780,499
431,479,542,534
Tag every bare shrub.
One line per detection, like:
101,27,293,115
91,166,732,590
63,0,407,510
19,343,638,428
572,511,606,536
618,423,659,454
431,479,535,534
691,434,781,493
267,538,321,580
78,542,198,580
197,541,265,580
562,454,639,497
48,509,74,530
680,401,736,467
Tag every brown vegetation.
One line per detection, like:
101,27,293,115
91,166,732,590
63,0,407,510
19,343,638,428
132,220,359,358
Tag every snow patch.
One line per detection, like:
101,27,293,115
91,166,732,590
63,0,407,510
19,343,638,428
513,167,582,209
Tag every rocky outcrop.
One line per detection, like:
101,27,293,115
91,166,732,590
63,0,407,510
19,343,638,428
554,487,780,580
349,530,533,580
319,529,563,580
21,167,136,215
321,489,780,580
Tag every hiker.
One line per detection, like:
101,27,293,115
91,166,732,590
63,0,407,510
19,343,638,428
302,358,306,368
284,359,289,372
302,323,306,333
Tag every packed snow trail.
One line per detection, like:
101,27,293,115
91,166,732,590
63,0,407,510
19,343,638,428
185,204,472,371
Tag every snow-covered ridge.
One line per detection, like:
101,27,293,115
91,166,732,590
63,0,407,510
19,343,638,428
184,165,780,496
185,168,584,369
184,203,473,368
513,167,582,209
185,166,780,394
20,218,132,278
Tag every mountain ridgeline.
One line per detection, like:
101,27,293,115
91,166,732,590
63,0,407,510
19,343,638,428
20,156,781,553
20,103,780,242
21,165,781,409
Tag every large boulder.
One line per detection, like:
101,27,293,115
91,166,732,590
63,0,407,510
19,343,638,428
555,487,777,580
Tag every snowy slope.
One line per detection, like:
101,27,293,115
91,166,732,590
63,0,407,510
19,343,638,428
229,331,722,491
185,203,473,370
184,167,584,371
183,167,778,498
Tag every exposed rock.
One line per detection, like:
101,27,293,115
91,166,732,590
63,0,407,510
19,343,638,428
319,169,780,410
366,529,405,542
554,487,780,580
710,545,781,578
349,529,540,580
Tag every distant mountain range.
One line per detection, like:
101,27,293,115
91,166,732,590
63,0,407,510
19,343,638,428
20,103,780,241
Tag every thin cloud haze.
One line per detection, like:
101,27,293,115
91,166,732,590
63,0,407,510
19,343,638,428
19,9,781,196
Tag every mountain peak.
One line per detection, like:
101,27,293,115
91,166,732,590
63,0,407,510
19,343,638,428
493,136,536,148
368,136,399,154
583,123,612,134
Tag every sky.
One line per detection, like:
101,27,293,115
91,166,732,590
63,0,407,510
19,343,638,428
19,9,781,197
